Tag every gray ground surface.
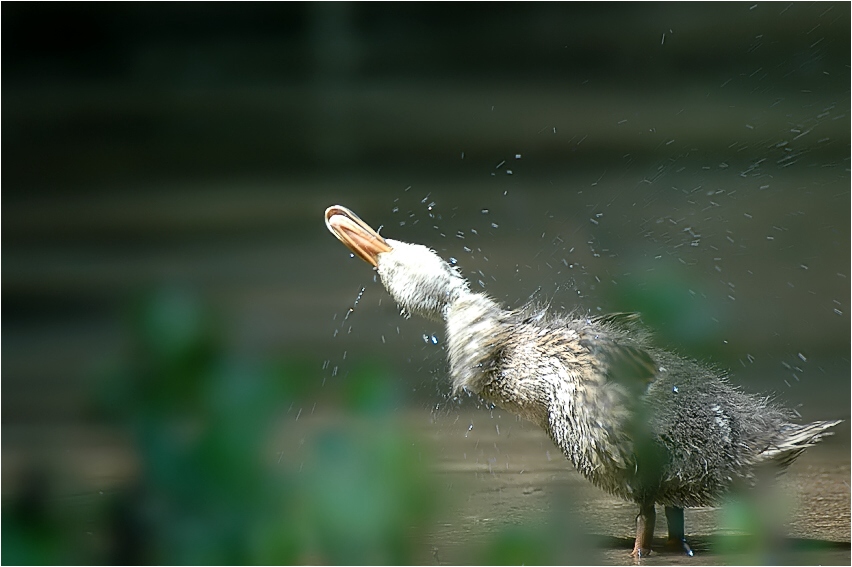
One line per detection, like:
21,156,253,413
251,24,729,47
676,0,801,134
424,408,850,565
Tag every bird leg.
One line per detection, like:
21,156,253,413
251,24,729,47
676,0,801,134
631,501,655,557
664,506,694,556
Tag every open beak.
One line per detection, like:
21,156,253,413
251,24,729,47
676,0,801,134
325,205,392,268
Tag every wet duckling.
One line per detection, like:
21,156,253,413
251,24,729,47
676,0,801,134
324,204,841,557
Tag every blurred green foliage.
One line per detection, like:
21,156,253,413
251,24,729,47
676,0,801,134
3,289,441,564
2,468,70,565
606,261,721,354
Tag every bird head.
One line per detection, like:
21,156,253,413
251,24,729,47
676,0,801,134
325,205,468,321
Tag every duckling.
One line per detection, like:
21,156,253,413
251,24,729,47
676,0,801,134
324,204,841,557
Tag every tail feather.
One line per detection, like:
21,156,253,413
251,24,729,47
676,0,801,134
761,419,843,469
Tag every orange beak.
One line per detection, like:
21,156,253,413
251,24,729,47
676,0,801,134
325,205,393,268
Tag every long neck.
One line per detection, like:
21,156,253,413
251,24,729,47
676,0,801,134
444,291,511,395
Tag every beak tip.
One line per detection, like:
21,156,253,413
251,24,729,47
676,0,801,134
325,205,392,267
325,205,344,231
324,205,340,221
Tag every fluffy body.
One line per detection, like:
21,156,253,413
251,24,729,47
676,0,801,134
346,230,842,555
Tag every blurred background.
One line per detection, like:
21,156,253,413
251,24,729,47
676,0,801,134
3,3,849,564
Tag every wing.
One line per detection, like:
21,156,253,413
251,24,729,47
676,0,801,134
579,332,658,396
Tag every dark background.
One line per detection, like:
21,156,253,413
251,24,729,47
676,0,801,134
3,2,849,564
